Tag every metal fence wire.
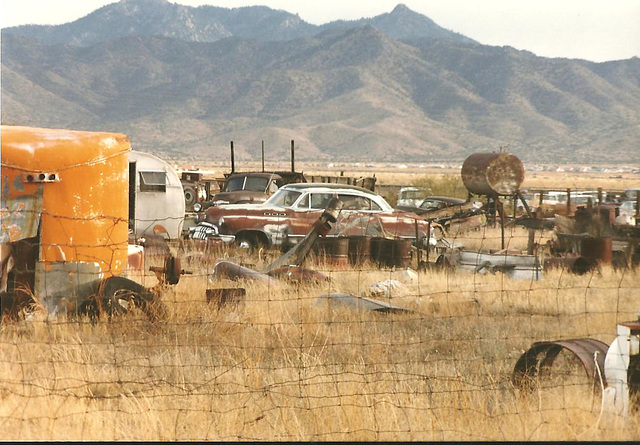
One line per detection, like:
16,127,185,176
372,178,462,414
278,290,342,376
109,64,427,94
0,211,639,441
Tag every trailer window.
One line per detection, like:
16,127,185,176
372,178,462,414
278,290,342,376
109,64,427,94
139,171,167,192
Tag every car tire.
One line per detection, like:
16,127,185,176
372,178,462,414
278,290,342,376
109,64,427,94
236,233,259,253
91,277,167,322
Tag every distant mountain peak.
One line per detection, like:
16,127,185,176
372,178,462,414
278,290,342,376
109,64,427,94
391,4,414,14
2,1,475,47
119,0,171,5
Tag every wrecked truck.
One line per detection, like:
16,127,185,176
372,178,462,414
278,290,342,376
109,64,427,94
1,125,177,320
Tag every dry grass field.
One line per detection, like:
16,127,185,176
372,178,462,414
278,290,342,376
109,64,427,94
1,165,638,441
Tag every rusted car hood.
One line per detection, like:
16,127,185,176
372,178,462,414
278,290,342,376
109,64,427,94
211,190,268,204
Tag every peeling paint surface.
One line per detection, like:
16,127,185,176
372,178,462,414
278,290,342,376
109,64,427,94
0,193,43,243
2,125,130,278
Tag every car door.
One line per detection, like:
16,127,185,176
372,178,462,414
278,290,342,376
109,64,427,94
284,192,326,242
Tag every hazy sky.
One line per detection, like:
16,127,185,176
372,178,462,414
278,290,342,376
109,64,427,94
1,0,639,62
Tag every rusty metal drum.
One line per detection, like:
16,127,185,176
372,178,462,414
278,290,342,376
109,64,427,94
461,152,524,196
348,236,372,266
371,238,412,268
580,237,612,264
314,237,349,267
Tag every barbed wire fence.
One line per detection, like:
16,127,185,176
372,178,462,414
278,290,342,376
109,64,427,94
0,211,638,441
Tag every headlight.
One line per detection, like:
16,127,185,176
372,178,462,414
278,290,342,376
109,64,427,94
193,203,202,212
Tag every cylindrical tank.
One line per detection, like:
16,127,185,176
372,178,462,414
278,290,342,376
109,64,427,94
314,237,349,267
461,152,524,196
580,237,613,264
371,238,412,268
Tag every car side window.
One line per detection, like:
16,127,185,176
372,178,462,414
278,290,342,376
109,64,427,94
338,194,373,211
310,193,333,209
296,194,310,209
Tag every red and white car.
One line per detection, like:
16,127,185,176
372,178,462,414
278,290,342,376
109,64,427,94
199,183,438,250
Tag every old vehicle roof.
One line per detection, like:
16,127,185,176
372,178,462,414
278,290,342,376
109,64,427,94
280,182,379,195
269,183,393,211
1,125,130,170
422,196,467,204
227,172,282,179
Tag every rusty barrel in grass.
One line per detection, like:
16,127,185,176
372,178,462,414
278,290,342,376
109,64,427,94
580,237,613,264
348,236,372,266
314,237,350,267
371,238,412,268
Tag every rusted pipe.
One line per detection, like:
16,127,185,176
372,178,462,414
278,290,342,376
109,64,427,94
230,141,235,173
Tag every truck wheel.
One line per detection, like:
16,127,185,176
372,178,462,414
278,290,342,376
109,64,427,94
97,277,167,322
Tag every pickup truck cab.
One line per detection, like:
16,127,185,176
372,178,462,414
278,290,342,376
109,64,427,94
202,183,435,251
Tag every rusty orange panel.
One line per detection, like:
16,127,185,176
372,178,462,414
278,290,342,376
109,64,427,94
1,125,131,277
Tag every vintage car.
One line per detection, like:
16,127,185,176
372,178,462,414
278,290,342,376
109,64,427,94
194,170,310,211
396,187,431,208
395,196,468,216
616,200,638,226
198,172,283,208
200,183,437,251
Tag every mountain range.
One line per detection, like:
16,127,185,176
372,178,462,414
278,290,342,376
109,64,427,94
2,0,639,164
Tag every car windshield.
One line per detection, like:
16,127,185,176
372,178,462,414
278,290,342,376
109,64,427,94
267,189,302,208
420,199,444,210
225,176,270,192
400,189,428,200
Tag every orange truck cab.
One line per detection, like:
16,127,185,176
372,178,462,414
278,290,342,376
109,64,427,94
1,125,167,319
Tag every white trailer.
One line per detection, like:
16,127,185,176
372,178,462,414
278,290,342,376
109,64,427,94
129,151,185,240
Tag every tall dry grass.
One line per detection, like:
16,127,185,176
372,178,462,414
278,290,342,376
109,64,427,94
1,225,638,440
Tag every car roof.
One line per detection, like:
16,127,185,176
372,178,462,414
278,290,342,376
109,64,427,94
424,196,466,203
281,182,378,195
227,172,282,179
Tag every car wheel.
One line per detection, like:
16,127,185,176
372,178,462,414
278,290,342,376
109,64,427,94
236,234,257,252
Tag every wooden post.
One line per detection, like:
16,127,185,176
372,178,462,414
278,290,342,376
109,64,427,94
527,229,535,255
230,141,235,173
497,197,505,250
597,187,603,206
492,195,497,226
415,218,421,269
290,140,295,173
538,190,543,208
261,140,265,172
566,188,572,215
426,221,431,264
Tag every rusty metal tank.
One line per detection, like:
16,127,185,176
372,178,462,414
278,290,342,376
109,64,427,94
461,152,524,196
